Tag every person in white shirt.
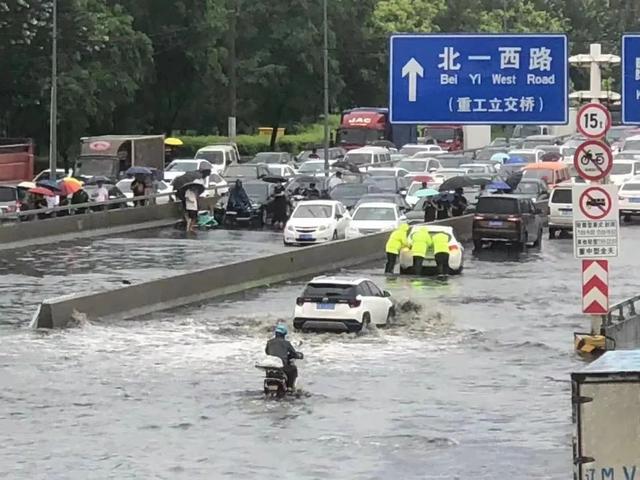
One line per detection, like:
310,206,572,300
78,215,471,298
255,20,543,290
93,181,110,210
327,171,343,191
184,186,199,233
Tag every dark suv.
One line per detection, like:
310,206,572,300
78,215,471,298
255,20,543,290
472,194,543,250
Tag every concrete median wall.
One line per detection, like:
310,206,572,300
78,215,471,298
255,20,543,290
603,319,640,350
34,215,473,328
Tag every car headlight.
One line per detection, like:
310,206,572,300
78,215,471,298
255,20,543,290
286,224,294,232
318,225,328,231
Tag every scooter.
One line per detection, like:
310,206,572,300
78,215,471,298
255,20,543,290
255,353,304,398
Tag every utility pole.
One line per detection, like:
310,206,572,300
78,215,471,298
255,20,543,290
227,0,238,140
49,0,58,177
323,0,330,177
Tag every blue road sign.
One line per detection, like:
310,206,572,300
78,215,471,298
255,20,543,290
622,35,640,124
389,34,568,124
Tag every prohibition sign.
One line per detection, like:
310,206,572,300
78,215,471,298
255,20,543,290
579,186,612,220
573,140,613,181
577,103,612,138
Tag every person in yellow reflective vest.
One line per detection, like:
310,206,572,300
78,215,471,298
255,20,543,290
410,226,432,276
431,231,451,277
385,223,410,274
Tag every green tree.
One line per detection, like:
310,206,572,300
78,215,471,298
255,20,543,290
372,0,446,33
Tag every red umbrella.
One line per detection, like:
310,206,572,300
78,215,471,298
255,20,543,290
58,180,82,196
28,187,56,197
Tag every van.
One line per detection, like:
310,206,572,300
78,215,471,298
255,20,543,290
610,159,640,186
195,144,240,175
548,181,578,238
344,147,391,171
522,162,571,189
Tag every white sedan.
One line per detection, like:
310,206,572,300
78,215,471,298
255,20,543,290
293,276,394,333
164,159,213,183
619,178,640,220
116,179,173,204
399,225,464,275
284,200,351,246
345,203,404,239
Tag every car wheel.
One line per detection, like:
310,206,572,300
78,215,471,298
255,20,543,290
385,307,395,326
362,312,371,328
548,227,556,240
449,263,464,275
518,232,528,251
473,239,482,251
261,208,268,226
624,214,632,223
532,228,543,247
332,230,338,240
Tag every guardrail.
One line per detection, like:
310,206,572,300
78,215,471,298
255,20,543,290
601,294,640,327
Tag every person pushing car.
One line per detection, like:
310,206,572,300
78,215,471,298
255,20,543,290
384,223,410,274
431,230,451,279
410,226,432,276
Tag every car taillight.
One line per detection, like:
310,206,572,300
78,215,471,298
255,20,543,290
348,299,361,308
507,216,521,222
296,297,305,306
6,205,16,213
15,201,21,212
474,215,485,220
449,244,459,252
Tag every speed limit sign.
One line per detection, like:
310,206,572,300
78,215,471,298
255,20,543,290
577,103,612,139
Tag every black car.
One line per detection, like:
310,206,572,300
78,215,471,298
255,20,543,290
223,163,270,182
220,180,278,227
512,179,550,203
364,176,410,195
286,175,330,196
472,194,544,250
354,193,410,212
329,183,383,210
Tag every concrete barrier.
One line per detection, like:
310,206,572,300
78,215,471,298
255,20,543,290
34,215,473,328
601,294,640,349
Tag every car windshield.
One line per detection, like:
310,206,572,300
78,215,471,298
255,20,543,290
332,184,368,197
438,157,468,168
303,283,355,299
612,163,634,175
368,169,394,177
0,187,16,202
224,165,256,177
367,177,397,191
538,146,560,154
254,153,283,163
515,125,541,137
615,152,640,160
397,160,427,172
522,139,554,148
523,169,554,181
116,180,132,193
244,183,269,201
437,169,465,180
293,204,332,218
399,146,430,156
267,166,283,175
359,195,397,205
624,140,640,151
338,128,384,145
166,161,199,172
476,197,519,214
76,157,118,177
551,189,572,203
621,183,640,191
424,127,456,142
345,153,373,165
464,166,487,174
353,206,396,221
299,162,324,173
195,150,224,165
514,182,539,194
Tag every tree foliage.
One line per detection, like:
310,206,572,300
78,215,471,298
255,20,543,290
0,0,636,159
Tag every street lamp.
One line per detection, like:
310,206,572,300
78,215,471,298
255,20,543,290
49,0,58,177
323,0,329,177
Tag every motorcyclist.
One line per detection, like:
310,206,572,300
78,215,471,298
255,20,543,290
306,183,321,200
265,323,302,390
227,179,251,212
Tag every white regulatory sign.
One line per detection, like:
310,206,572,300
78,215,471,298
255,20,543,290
577,102,612,139
572,184,619,259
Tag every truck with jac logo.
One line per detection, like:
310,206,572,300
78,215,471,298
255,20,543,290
337,107,416,150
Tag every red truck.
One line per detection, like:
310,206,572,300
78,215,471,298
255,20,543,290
336,108,417,150
0,138,34,183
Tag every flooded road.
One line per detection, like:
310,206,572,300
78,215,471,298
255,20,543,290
1,225,640,478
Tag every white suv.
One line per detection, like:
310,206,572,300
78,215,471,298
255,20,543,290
619,177,640,221
548,182,578,238
293,276,394,333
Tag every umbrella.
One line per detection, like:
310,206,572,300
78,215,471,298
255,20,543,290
505,171,524,189
411,175,434,183
57,179,82,196
333,160,360,174
165,137,183,147
438,175,482,191
490,152,510,164
28,187,55,197
262,175,287,184
36,179,62,192
17,181,36,190
125,166,153,176
85,176,111,185
173,171,202,192
178,181,205,197
505,156,525,164
487,180,512,190
61,177,83,187
541,152,562,162
415,188,440,198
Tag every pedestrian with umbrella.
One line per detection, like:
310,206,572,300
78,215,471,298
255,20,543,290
28,187,54,219
451,187,469,217
178,181,205,233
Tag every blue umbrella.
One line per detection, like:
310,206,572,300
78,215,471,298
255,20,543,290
490,152,510,164
125,166,153,176
487,180,511,190
36,179,62,192
415,188,440,198
505,155,525,164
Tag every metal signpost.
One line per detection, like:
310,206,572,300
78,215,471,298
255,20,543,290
389,34,569,124
572,103,617,315
622,35,640,124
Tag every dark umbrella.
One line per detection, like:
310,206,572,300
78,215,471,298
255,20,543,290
177,181,205,198
505,171,524,190
541,152,562,162
439,175,491,191
85,176,111,185
125,166,153,176
36,179,62,192
172,171,202,192
332,160,360,174
487,180,512,191
28,186,56,197
261,175,287,184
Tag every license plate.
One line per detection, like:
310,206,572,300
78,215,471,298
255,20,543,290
267,385,279,391
298,234,312,240
317,303,335,310
631,198,640,203
488,221,503,227
560,210,572,216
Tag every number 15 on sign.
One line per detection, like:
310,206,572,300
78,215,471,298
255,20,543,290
577,103,612,139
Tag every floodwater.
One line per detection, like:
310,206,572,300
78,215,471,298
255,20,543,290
1,225,639,479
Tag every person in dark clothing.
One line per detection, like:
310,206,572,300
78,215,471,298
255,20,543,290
436,197,450,220
423,197,437,222
71,188,90,214
308,148,320,159
451,187,468,217
131,176,147,207
270,185,290,229
306,183,320,200
58,195,70,217
227,179,251,211
265,323,302,389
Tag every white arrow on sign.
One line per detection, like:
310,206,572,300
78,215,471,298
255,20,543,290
402,57,424,103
